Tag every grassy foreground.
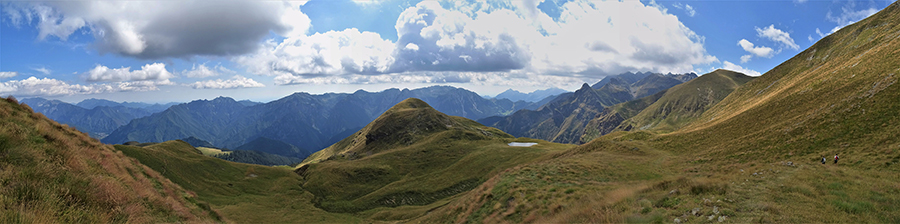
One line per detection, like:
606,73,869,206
115,140,360,223
0,97,218,223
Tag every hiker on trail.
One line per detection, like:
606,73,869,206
834,154,839,164
821,156,827,164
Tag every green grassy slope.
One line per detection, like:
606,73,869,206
580,70,751,143
667,1,900,165
296,98,572,218
618,69,754,133
580,90,666,143
415,2,900,223
116,140,359,223
0,97,217,223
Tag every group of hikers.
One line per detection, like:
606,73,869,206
822,154,839,164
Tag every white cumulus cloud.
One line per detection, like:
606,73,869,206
722,61,762,77
238,0,717,85
0,76,160,96
738,39,774,58
182,63,233,78
84,63,174,82
740,55,753,63
3,1,310,59
756,25,799,50
189,76,265,89
237,28,396,82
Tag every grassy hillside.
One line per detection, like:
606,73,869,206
116,140,359,223
414,2,900,223
297,98,572,218
580,90,666,143
0,97,217,223
618,69,754,133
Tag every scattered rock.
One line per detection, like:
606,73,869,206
713,206,719,214
669,189,679,195
674,218,682,224
692,207,701,216
708,215,716,221
718,216,727,222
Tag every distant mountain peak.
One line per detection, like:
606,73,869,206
578,83,593,91
212,96,235,102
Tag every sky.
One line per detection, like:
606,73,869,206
0,0,895,103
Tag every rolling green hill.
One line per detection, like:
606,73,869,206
115,140,359,223
0,97,217,223
296,98,572,217
414,2,900,223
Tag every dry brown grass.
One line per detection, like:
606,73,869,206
0,97,219,223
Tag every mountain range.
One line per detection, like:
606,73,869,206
480,72,697,144
19,98,170,139
493,87,568,102
580,69,754,143
102,85,544,156
4,2,900,222
74,98,181,112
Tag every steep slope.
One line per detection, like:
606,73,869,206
104,85,542,152
115,140,358,223
670,1,900,161
20,98,154,139
296,98,571,215
580,69,753,143
579,90,667,143
618,69,753,133
0,97,217,223
482,72,694,144
419,2,900,223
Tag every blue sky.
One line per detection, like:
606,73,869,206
0,0,895,103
